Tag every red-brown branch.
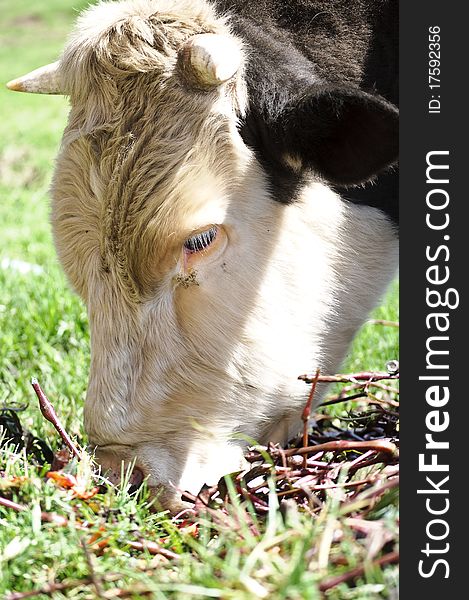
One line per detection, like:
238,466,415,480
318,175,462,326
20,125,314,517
0,495,68,526
274,440,398,459
319,550,399,591
6,580,94,600
302,368,320,467
367,319,400,327
4,572,126,600
31,378,81,459
81,539,106,598
298,372,399,384
126,541,180,561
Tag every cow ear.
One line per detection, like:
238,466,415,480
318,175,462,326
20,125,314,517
280,86,398,185
244,85,398,186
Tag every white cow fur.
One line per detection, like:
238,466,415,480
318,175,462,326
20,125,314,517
49,0,398,509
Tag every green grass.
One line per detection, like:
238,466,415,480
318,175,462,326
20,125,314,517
0,1,399,598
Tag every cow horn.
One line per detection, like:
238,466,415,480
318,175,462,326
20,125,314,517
180,34,242,88
6,61,62,94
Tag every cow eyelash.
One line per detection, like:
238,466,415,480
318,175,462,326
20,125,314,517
183,226,218,253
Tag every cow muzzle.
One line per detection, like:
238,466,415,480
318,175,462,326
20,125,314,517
91,438,249,513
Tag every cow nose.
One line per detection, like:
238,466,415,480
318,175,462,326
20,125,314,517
92,446,144,491
127,466,144,490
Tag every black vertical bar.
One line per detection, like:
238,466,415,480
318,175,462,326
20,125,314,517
400,1,465,597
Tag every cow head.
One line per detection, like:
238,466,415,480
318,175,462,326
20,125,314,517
8,0,398,511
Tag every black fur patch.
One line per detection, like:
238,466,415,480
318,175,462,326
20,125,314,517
216,0,399,224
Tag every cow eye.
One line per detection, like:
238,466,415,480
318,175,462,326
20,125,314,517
183,226,218,253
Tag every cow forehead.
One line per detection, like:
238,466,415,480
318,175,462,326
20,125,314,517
52,0,249,300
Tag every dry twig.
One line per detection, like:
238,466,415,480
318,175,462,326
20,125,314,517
299,371,399,384
81,539,106,598
127,540,180,561
318,550,399,591
30,378,81,459
0,495,68,526
302,368,320,467
247,439,398,462
367,319,399,327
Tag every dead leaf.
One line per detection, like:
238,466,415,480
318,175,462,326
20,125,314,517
47,471,99,499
